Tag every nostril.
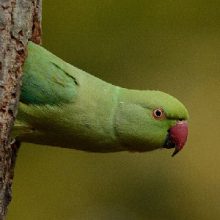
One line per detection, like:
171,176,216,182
176,120,187,125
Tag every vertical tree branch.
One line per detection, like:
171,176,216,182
0,0,41,218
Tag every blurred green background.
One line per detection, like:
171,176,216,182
8,0,220,219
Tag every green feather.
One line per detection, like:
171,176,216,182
21,42,78,105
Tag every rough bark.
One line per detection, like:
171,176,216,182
0,0,41,218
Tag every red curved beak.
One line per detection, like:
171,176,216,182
169,121,188,156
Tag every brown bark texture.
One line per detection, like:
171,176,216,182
0,0,41,219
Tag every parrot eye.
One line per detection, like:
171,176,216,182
153,108,165,120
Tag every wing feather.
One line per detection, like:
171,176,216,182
21,42,78,105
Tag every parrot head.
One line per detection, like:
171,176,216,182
115,90,189,156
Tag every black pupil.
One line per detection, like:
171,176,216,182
155,110,162,117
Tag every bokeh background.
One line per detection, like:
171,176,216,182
8,0,220,219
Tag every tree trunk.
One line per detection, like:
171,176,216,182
0,0,41,218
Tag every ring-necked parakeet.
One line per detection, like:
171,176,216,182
13,42,189,156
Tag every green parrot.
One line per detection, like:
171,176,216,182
13,42,189,156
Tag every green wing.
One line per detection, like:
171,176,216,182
21,42,78,105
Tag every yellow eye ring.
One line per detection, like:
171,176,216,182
153,108,165,120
